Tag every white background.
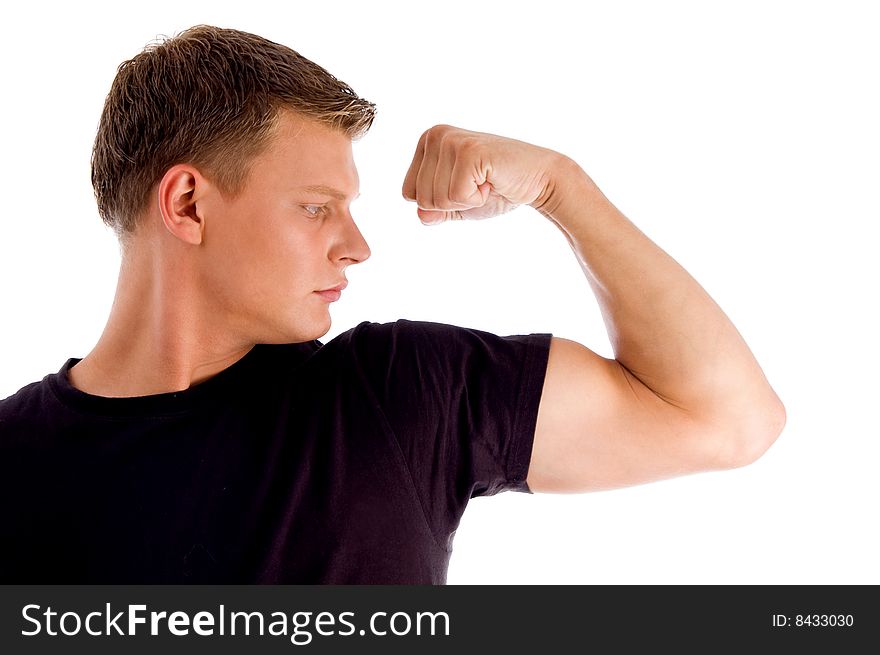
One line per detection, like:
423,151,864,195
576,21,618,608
1,0,877,584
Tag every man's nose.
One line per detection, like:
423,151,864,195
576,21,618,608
338,211,371,265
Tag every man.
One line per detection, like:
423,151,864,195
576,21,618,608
0,25,785,583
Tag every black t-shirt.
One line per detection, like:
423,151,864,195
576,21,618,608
0,319,552,583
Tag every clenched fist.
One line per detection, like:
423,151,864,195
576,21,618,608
401,124,566,225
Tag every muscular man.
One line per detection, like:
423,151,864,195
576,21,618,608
0,25,785,583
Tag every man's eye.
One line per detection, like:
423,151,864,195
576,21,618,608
303,205,327,218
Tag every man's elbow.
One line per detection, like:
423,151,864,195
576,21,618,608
722,399,787,469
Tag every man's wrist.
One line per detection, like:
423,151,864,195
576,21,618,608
528,152,595,218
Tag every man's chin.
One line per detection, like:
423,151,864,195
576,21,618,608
298,312,332,343
309,317,332,342
254,313,331,345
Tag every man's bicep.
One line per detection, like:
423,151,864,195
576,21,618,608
526,337,733,493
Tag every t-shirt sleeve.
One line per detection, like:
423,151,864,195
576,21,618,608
346,319,552,545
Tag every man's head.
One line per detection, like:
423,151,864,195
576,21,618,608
92,24,375,244
91,25,374,344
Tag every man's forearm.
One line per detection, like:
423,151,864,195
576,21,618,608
531,155,785,434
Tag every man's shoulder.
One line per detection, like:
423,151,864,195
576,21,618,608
323,318,532,379
307,319,444,374
336,318,462,343
324,317,533,355
0,378,46,416
0,377,51,443
322,318,462,357
340,317,538,351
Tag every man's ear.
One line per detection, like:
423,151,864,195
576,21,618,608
156,164,210,245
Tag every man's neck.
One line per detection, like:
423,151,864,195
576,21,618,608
66,245,253,398
67,341,254,398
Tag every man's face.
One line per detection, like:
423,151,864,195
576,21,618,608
197,110,370,344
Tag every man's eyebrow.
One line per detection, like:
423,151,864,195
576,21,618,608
298,185,360,201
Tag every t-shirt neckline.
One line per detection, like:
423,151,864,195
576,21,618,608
47,341,317,419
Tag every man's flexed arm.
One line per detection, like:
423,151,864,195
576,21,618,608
402,124,785,492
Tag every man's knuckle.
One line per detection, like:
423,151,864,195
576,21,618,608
460,136,482,155
448,193,466,206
